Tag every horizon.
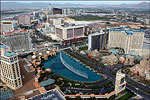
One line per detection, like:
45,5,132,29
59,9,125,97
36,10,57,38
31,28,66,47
2,1,150,5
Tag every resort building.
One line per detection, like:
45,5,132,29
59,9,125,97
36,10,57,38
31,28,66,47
88,29,109,51
63,9,71,15
55,24,85,40
1,30,32,52
0,44,22,90
47,4,63,15
48,18,64,26
0,21,14,33
18,15,31,25
108,27,144,55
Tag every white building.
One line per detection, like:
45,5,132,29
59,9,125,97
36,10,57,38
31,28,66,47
0,44,23,90
40,23,55,36
145,19,150,25
48,18,64,26
1,21,14,33
108,27,144,55
88,30,109,50
63,9,71,15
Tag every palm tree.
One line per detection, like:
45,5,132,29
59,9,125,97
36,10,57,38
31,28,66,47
65,96,71,100
90,97,96,100
75,96,81,100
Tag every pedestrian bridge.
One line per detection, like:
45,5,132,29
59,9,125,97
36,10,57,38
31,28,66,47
60,52,88,79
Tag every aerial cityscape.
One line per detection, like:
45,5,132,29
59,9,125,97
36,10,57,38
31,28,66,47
0,1,150,100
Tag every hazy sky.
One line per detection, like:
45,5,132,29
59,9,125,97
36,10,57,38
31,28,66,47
2,1,150,5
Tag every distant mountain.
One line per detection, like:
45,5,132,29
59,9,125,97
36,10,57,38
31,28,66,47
1,2,50,9
115,2,149,9
1,2,149,9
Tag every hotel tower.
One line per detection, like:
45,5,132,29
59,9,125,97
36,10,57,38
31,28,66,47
0,44,22,90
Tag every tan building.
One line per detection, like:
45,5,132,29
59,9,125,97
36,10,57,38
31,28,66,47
108,27,144,55
130,59,150,80
55,24,85,40
0,21,14,33
18,15,31,25
102,54,118,65
0,44,22,90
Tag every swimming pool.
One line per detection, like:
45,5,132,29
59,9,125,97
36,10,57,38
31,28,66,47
43,52,103,82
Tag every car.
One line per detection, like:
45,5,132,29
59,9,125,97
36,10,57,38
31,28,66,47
141,83,146,86
136,88,139,90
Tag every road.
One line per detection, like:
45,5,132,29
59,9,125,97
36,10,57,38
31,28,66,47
34,25,150,100
66,85,113,94
126,84,150,100
66,50,150,100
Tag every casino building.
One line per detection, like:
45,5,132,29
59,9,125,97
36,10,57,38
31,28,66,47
0,44,22,90
108,27,144,55
55,24,85,40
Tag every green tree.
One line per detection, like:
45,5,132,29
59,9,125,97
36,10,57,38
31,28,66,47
65,96,71,100
75,96,81,100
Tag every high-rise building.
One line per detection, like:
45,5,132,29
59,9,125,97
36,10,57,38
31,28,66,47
47,4,63,15
18,15,31,25
48,4,53,15
0,44,22,90
115,70,126,95
53,8,63,15
55,24,85,40
33,11,39,19
1,30,32,52
145,19,150,25
63,9,71,15
0,21,14,33
108,27,144,54
88,30,109,51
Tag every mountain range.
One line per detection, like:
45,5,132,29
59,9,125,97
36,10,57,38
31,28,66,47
1,2,149,9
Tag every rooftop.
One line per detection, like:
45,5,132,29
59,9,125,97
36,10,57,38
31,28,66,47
0,44,8,49
40,79,55,87
109,26,144,35
0,90,14,100
28,89,65,100
1,30,27,35
4,52,16,57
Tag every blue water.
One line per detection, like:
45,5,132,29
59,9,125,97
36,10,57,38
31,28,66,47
43,52,103,82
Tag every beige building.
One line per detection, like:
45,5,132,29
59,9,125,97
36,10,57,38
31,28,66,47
55,24,85,40
18,15,31,25
102,54,118,65
108,27,144,55
130,59,150,80
0,44,22,90
0,21,14,33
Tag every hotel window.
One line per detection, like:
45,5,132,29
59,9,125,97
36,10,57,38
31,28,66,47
14,56,17,60
15,63,18,67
